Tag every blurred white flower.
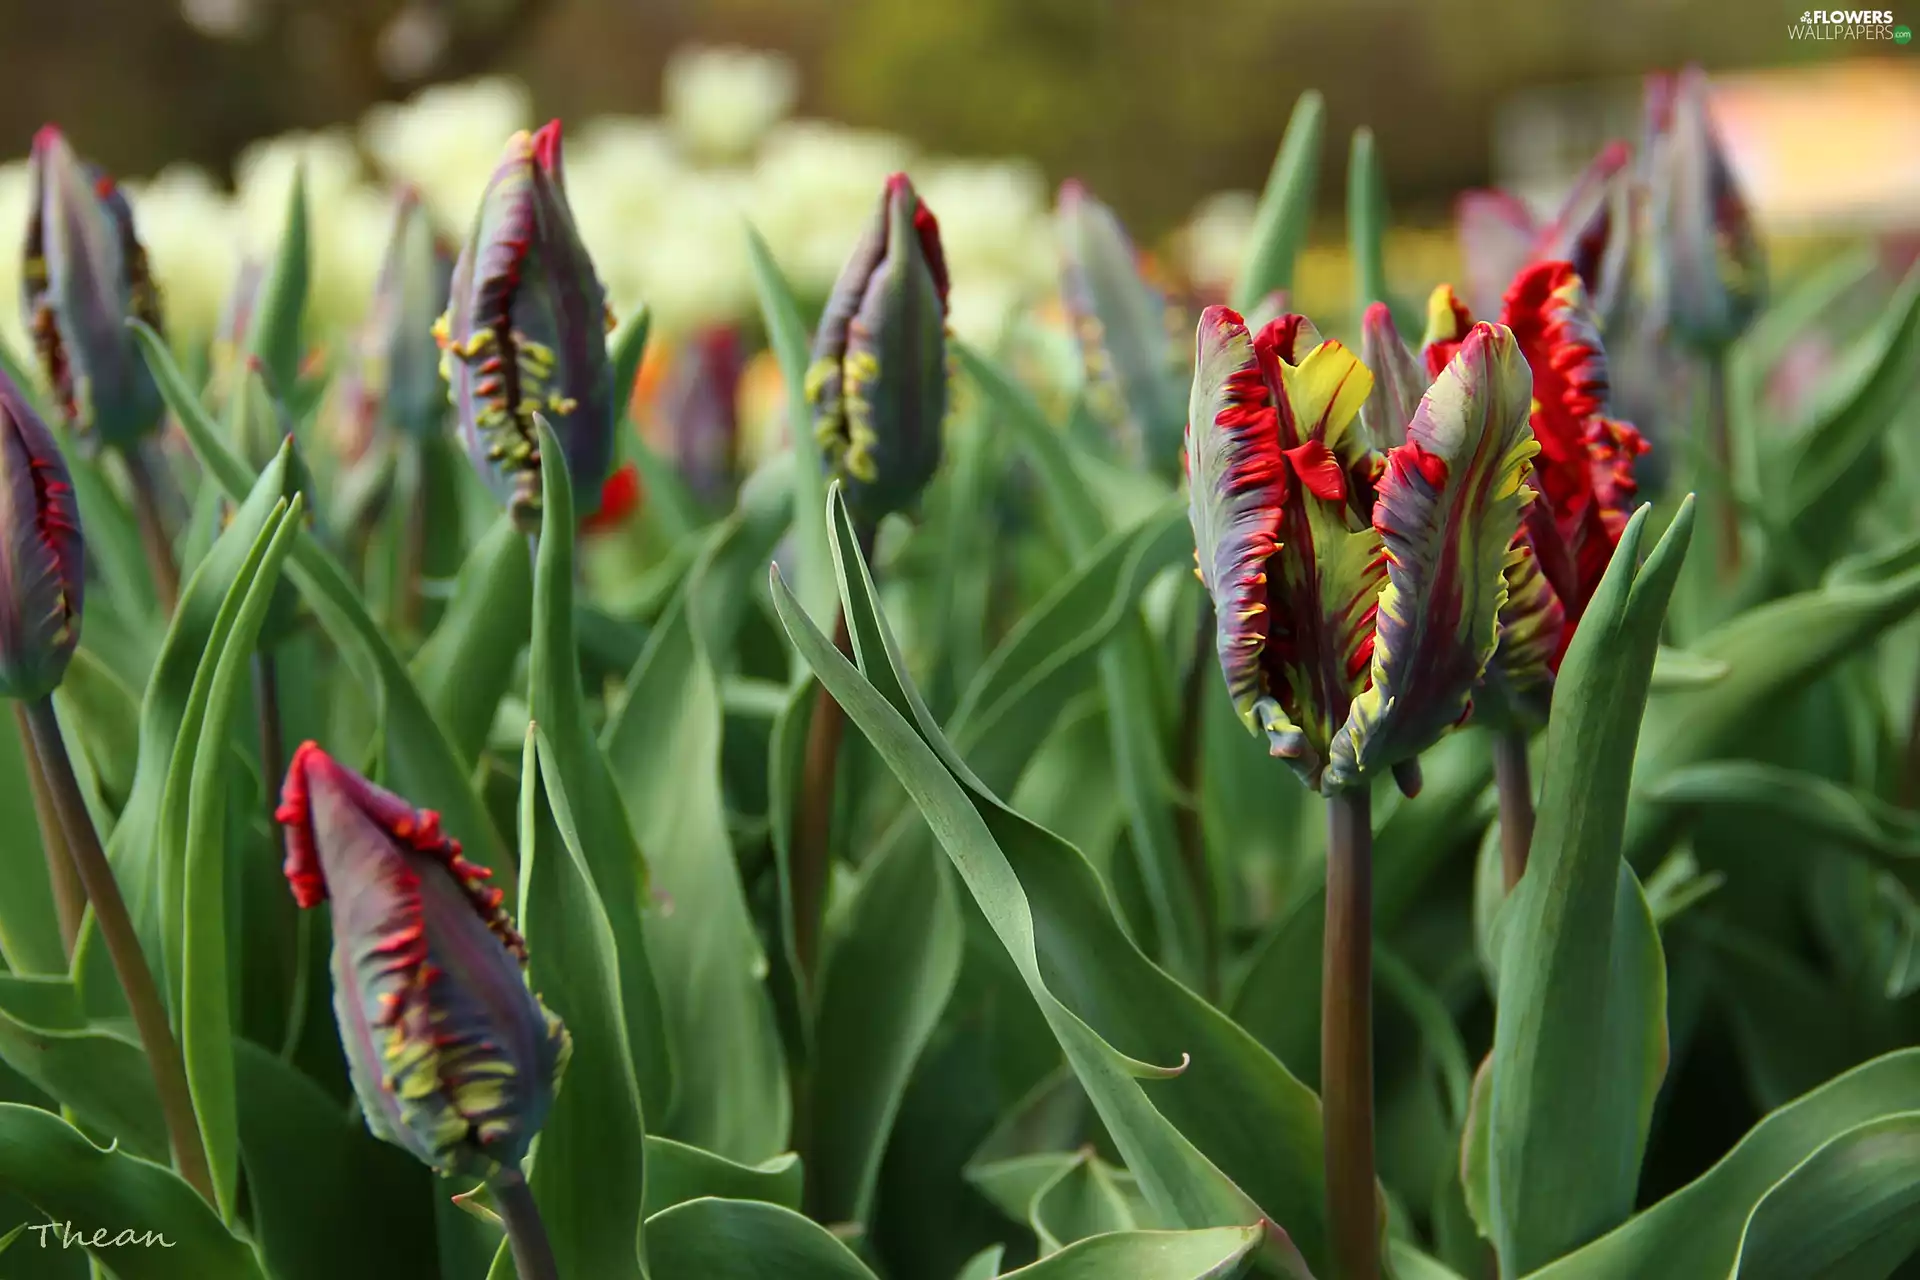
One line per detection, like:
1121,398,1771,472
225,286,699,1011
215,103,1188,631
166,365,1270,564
361,75,532,234
0,160,30,358
1184,190,1258,296
664,46,799,165
944,275,1028,348
232,130,390,336
630,170,758,336
120,164,242,348
235,128,364,238
914,159,1053,346
751,121,916,295
568,117,691,321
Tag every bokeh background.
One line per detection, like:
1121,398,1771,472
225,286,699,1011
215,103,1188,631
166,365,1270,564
2,0,1918,484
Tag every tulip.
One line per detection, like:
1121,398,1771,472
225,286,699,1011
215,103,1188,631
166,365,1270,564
805,172,950,531
1641,66,1764,354
21,127,165,451
0,365,214,1200
0,368,83,704
353,188,456,446
437,121,616,533
1642,65,1764,578
23,126,180,609
1371,261,1650,893
1186,307,1536,1280
1056,180,1186,472
275,740,570,1183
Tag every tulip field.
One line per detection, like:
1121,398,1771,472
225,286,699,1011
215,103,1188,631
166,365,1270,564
3,44,1920,1280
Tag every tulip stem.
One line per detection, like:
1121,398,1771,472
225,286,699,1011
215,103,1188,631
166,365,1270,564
22,695,214,1205
492,1164,560,1280
1175,599,1220,1000
1492,729,1536,894
1704,350,1741,581
1322,785,1379,1280
11,701,84,960
792,606,855,994
254,652,286,813
120,442,181,614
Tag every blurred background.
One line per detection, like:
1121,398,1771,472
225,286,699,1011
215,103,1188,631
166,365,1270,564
1,0,1916,444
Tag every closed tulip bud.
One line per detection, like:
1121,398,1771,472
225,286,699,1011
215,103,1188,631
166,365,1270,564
0,368,84,701
356,189,455,445
1642,66,1764,351
276,742,570,1179
21,126,166,451
805,172,950,529
437,122,615,532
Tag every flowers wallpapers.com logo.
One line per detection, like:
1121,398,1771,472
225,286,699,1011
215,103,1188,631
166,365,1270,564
1791,8,1911,37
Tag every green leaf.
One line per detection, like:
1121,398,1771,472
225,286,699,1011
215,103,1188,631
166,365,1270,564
178,494,304,1222
54,646,140,811
529,416,674,1121
1648,646,1729,691
948,503,1190,795
0,710,66,975
1346,127,1394,321
1031,1152,1145,1253
0,975,165,1160
601,590,787,1160
242,165,310,395
133,320,511,875
771,488,1320,1277
956,1244,1007,1280
745,225,835,633
808,832,963,1225
1649,761,1920,871
642,1137,803,1218
999,1225,1265,1280
1232,91,1326,313
1628,560,1920,862
645,1197,877,1279
956,344,1105,556
0,1102,266,1278
1527,1050,1920,1279
108,440,297,993
411,513,533,768
510,728,651,1280
1489,498,1696,1275
232,1038,439,1280
1388,1241,1472,1280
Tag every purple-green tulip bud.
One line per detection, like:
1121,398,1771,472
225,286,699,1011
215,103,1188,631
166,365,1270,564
355,189,455,445
805,172,950,528
1642,66,1764,351
275,741,569,1179
0,367,84,701
21,126,166,451
436,121,615,533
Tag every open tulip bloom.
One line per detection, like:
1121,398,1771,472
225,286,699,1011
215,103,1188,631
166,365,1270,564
1185,302,1536,1279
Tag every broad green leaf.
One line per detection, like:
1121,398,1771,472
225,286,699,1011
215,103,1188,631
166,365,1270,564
1649,646,1729,691
1031,1152,1145,1253
645,1197,876,1279
601,591,787,1161
0,1102,265,1278
1232,91,1326,312
1000,1225,1265,1280
0,709,65,974
134,321,510,873
745,225,835,632
506,729,650,1280
956,1244,1007,1280
411,513,533,767
155,491,292,1013
0,975,165,1160
948,503,1189,796
1774,259,1920,575
232,1038,439,1280
55,646,140,811
772,489,1323,1277
642,1137,803,1218
242,165,310,396
1346,127,1394,321
1489,499,1696,1275
1389,1241,1471,1280
956,343,1199,977
968,1151,1082,1230
808,832,963,1225
1527,1050,1920,1279
108,441,296,991
1628,561,1920,862
1649,762,1920,874
529,417,674,1121
178,494,303,1222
